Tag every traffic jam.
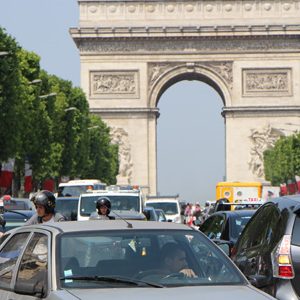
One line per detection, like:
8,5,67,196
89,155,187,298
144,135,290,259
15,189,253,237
0,180,299,300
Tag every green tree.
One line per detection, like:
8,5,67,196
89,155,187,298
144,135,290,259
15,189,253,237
0,27,21,161
264,132,300,185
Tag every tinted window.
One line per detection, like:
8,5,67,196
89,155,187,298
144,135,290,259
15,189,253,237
236,204,281,251
56,199,78,220
200,215,226,240
0,233,29,288
230,214,253,241
292,215,300,246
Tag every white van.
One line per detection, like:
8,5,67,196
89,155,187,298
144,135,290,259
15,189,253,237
58,179,106,197
145,197,182,223
77,185,144,221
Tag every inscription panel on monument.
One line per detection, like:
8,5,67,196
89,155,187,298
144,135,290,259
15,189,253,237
90,70,139,99
242,68,292,97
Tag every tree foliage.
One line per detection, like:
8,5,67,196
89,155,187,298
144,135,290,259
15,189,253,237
0,27,119,191
264,132,300,185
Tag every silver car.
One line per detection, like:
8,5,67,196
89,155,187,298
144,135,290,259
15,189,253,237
0,220,275,299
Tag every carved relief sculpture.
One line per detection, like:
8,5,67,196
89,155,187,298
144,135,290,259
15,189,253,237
248,124,283,178
148,61,233,92
110,127,133,185
243,68,292,97
90,71,139,98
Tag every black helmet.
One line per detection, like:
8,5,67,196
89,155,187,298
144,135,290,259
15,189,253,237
96,197,111,214
31,190,56,214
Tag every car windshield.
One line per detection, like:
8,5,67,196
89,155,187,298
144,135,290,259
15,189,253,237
3,199,32,210
230,214,254,240
146,202,178,215
55,199,78,220
80,195,140,216
59,186,92,197
58,229,245,288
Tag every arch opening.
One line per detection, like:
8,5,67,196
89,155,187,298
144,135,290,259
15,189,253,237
155,72,226,107
156,80,225,203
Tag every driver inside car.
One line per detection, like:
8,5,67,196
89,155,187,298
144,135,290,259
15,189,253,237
159,242,197,278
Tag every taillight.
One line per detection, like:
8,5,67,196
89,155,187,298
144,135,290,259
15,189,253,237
271,235,295,279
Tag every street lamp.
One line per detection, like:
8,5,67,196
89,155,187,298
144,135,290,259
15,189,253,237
88,125,100,130
29,79,42,85
39,92,57,99
64,107,78,112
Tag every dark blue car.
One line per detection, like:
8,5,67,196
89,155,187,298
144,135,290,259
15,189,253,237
0,210,35,233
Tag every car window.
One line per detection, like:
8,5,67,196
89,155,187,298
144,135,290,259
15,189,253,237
292,215,300,246
200,215,226,240
236,204,280,251
56,199,78,220
16,233,48,291
0,232,30,288
146,202,179,215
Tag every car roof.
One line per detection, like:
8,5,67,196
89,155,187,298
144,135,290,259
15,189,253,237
267,194,300,212
56,197,79,201
22,220,192,233
145,199,179,203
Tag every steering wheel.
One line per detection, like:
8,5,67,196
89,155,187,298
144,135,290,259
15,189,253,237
162,272,185,280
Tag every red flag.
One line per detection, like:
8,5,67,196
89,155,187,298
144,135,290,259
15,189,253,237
295,175,300,193
24,161,32,193
280,183,287,196
42,178,55,192
0,158,15,189
287,179,297,195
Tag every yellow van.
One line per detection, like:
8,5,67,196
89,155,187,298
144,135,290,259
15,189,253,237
216,181,263,204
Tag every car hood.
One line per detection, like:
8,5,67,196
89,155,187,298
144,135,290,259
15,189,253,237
65,285,274,299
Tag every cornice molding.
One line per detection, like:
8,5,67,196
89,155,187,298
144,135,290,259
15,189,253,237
72,35,300,54
222,106,300,118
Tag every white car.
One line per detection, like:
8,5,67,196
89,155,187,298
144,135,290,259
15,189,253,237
145,199,182,223
0,221,275,300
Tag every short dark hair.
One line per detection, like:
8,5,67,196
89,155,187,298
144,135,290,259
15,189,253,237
160,243,185,261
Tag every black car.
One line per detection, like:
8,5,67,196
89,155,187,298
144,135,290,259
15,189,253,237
55,197,79,221
199,209,255,250
231,195,300,300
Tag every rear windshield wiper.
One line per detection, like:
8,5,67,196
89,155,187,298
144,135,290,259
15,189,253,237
60,275,164,288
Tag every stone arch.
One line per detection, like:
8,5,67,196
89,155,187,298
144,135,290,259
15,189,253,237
149,62,232,108
71,0,300,195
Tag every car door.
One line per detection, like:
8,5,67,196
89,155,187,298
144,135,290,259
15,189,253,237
200,213,226,240
0,232,30,300
233,204,282,289
8,231,50,300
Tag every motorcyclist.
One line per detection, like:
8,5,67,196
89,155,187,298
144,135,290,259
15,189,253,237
89,197,115,220
25,190,65,225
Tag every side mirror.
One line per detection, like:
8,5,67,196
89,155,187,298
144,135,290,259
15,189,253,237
213,239,233,256
14,281,45,298
0,215,6,227
248,274,270,288
70,211,77,221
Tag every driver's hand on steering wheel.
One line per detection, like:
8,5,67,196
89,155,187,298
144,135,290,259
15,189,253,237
180,268,197,278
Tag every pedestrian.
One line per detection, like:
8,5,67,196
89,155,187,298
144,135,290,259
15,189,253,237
25,190,66,225
89,197,115,220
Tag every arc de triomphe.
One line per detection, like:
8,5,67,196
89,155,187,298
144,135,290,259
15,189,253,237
70,0,300,195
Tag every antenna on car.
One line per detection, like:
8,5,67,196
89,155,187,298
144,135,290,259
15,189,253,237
111,210,133,228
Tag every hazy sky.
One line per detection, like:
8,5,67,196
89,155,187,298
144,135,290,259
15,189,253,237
0,0,225,204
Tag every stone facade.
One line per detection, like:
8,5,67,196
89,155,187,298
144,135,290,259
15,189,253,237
71,0,300,194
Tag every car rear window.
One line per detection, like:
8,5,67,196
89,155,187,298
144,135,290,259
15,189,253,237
292,215,300,246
